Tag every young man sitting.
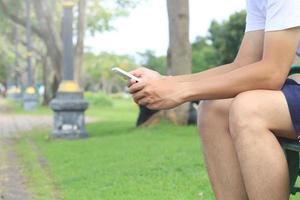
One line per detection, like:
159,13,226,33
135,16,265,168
128,0,300,199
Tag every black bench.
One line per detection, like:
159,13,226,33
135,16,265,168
279,137,300,195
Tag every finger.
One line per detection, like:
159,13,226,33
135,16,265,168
131,94,139,104
147,103,161,111
146,104,155,110
127,79,137,87
127,80,131,87
129,67,145,77
138,97,149,106
128,81,146,94
132,91,146,103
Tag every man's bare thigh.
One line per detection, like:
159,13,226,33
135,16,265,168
199,90,297,139
231,90,297,139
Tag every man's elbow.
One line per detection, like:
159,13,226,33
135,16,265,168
265,68,289,90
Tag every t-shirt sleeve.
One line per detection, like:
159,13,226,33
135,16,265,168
245,0,266,32
265,0,300,32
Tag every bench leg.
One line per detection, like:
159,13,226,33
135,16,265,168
285,149,299,195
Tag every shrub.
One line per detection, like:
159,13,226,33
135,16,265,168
84,92,113,107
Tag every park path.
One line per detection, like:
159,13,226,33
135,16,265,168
0,99,52,200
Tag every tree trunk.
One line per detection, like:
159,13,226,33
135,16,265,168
166,0,191,76
74,0,87,86
42,55,51,105
51,75,60,98
140,0,192,126
165,0,191,125
0,0,64,90
32,0,63,84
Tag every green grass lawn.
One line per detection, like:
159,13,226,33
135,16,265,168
14,97,213,200
4,98,52,115
10,95,300,200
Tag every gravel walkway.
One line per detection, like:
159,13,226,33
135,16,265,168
0,99,52,200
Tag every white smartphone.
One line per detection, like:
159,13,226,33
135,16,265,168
111,67,141,82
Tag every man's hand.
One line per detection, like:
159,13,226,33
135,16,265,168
127,67,162,87
128,75,187,110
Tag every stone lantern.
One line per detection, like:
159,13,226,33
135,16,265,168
50,0,89,139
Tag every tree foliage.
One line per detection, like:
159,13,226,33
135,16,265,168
0,0,141,96
208,10,246,65
191,36,217,73
0,14,17,84
86,0,141,35
139,50,167,74
84,52,136,92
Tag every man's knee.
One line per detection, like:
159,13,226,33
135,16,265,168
229,92,265,141
198,99,231,134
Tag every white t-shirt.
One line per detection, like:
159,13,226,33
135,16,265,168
245,0,300,56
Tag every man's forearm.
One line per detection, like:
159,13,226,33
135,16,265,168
172,62,241,82
180,61,289,101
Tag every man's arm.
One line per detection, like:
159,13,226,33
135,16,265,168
182,28,300,101
129,28,300,110
129,31,264,84
172,30,265,82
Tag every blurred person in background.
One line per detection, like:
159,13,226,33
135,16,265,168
0,82,6,97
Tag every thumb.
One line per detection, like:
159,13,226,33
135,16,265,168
130,67,145,77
